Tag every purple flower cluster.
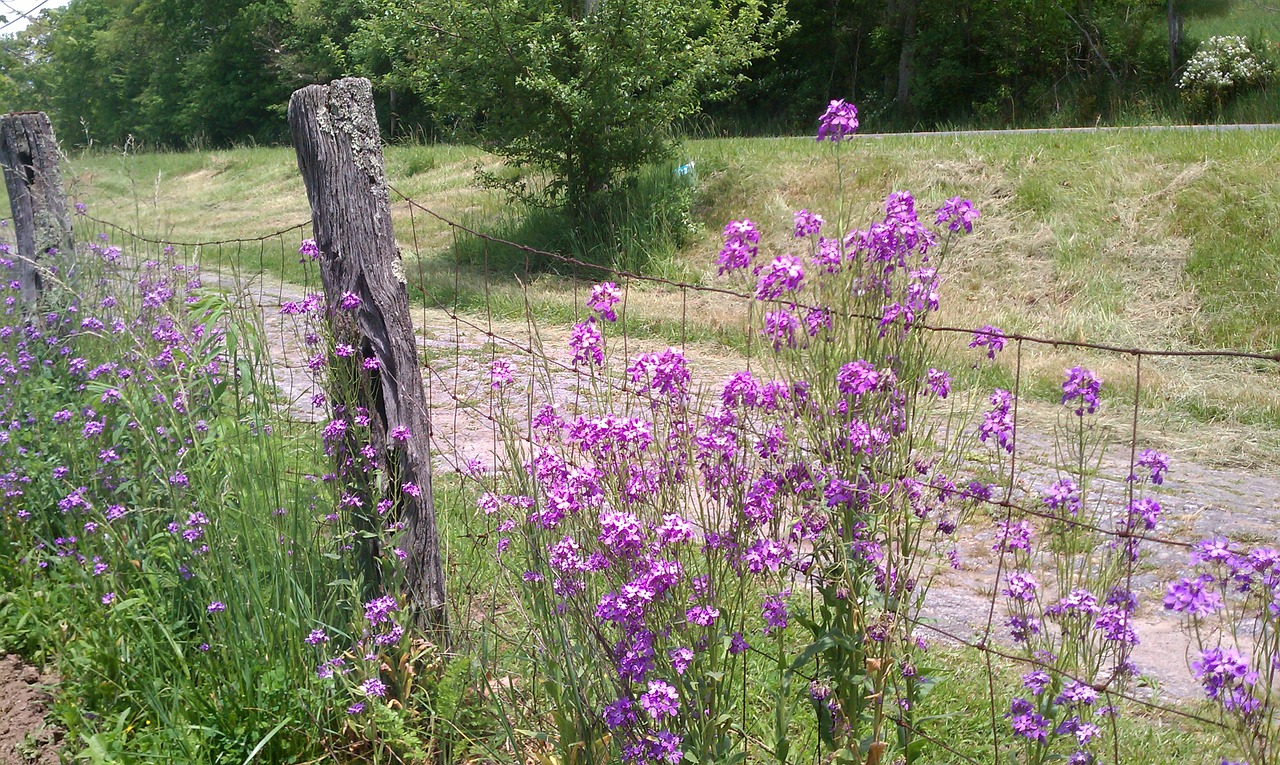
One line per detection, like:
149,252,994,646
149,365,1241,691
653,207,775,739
570,319,605,367
816,99,859,141
935,197,980,233
1062,366,1103,416
589,282,622,322
979,389,1015,453
717,219,760,275
969,325,1006,359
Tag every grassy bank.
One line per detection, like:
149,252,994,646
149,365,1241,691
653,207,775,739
50,130,1280,468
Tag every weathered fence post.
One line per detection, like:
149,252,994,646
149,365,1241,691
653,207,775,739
0,112,74,307
288,78,448,636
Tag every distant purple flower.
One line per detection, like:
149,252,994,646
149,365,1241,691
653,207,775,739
648,731,682,764
935,197,980,233
1062,366,1103,416
207,601,226,613
686,605,720,627
1022,670,1051,695
1055,680,1099,707
718,219,759,274
339,291,362,311
755,255,806,300
816,99,859,141
361,677,388,698
389,425,411,442
1164,575,1222,616
1007,697,1049,743
489,358,516,389
1127,497,1162,530
979,389,1015,453
299,239,320,260
1136,449,1170,485
1051,588,1100,617
347,702,365,715
1191,537,1239,566
603,697,636,728
598,511,646,558
1042,478,1081,516
994,519,1034,553
762,591,790,635
588,282,622,322
729,632,749,655
101,592,116,605
970,325,1006,359
1192,647,1258,710
364,595,399,625
1006,615,1041,644
1094,605,1138,645
362,357,380,370
669,646,693,675
639,680,680,719
925,368,951,398
763,308,802,350
627,348,691,400
1003,571,1038,602
793,209,825,238
305,628,329,645
570,319,605,367
169,472,189,488
837,359,886,398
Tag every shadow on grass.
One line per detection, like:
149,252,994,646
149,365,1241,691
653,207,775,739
449,161,700,280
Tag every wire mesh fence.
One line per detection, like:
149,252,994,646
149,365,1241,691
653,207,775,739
47,169,1280,765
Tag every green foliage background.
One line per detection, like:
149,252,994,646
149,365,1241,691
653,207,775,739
0,0,1276,152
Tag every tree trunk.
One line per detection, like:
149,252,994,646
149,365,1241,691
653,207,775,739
0,112,74,308
896,0,918,111
288,78,449,637
1167,0,1182,84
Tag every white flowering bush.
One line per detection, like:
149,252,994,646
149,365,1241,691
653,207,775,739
1178,36,1274,114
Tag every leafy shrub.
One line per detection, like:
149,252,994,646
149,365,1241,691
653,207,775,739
362,0,786,222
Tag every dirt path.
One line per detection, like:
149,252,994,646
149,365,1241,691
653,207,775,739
226,267,1278,700
0,656,59,765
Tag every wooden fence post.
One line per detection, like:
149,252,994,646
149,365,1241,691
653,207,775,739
0,111,74,307
288,78,448,636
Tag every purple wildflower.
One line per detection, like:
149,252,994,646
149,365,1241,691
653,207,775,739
570,319,605,367
816,99,859,141
639,680,680,720
1164,575,1222,616
588,282,622,322
793,209,825,238
1062,366,1103,416
970,325,1007,359
935,197,980,233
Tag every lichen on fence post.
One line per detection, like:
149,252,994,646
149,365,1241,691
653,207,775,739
0,111,74,308
288,78,449,636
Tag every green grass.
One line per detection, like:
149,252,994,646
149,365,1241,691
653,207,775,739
8,128,1275,469
1182,0,1280,42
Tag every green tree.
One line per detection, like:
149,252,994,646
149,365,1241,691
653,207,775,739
361,0,787,219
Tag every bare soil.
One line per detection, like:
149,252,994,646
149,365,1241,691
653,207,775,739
0,656,60,765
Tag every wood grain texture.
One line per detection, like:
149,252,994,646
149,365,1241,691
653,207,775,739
0,112,74,307
289,78,448,635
